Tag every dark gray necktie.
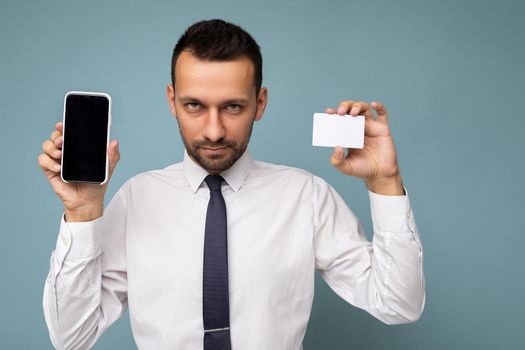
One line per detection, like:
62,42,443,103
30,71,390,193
203,175,232,349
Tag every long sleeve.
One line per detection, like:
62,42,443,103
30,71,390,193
43,186,129,349
313,176,425,325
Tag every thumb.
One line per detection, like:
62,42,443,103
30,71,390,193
330,146,345,168
108,140,120,177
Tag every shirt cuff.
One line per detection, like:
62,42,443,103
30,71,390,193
368,187,414,234
54,213,103,262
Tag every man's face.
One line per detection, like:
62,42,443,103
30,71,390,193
167,51,267,174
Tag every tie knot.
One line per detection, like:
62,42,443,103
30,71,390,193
205,175,224,192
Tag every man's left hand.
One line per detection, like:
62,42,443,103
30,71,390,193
326,100,405,196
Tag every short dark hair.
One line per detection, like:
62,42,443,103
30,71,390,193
171,19,263,97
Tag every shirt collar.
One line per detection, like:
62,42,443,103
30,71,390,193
183,148,253,193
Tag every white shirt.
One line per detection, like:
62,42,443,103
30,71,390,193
43,150,425,350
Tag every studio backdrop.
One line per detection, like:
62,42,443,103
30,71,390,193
1,0,524,349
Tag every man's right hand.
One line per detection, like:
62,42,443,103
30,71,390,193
38,121,120,222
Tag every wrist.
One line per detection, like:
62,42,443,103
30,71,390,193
64,205,103,222
365,173,405,196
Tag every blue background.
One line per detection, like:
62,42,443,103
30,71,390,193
1,0,524,349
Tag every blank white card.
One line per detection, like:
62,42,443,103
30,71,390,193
312,113,365,149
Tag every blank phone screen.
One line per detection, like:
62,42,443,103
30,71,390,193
62,94,109,183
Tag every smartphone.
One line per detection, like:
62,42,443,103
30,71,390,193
61,91,112,184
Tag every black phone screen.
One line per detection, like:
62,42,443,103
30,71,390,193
62,94,109,183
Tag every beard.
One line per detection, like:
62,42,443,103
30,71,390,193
178,120,254,174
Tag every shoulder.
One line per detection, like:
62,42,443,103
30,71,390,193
249,159,329,189
252,159,312,178
117,161,186,194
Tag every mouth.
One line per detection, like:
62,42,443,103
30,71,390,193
200,145,229,155
203,146,227,151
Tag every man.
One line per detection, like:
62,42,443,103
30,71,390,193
39,19,425,350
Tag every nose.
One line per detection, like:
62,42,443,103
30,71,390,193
202,108,226,143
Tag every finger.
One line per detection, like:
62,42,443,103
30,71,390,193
54,135,63,149
50,130,63,147
42,140,62,159
330,146,345,166
38,153,61,173
336,100,355,115
324,107,336,114
55,121,63,133
50,130,59,142
349,101,374,120
329,146,356,175
371,101,388,123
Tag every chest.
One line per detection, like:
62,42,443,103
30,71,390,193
124,183,316,292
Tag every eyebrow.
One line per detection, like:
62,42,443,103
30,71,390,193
178,96,249,105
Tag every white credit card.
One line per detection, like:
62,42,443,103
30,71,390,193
312,113,365,148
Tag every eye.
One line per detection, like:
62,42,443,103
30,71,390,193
185,102,200,111
226,104,242,113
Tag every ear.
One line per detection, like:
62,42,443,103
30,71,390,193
254,87,268,121
166,83,177,118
